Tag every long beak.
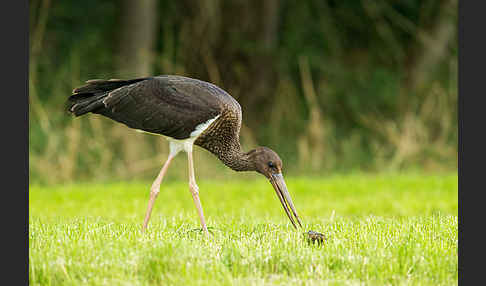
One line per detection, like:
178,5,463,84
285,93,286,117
270,173,303,229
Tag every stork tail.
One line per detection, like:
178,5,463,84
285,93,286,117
67,78,148,116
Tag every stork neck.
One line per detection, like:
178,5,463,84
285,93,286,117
220,145,257,172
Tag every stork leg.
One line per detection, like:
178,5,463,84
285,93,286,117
142,153,175,232
187,149,210,237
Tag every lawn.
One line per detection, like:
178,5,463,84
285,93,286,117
29,173,458,285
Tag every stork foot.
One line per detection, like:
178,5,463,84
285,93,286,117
189,183,209,237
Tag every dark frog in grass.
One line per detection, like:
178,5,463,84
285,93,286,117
304,230,326,246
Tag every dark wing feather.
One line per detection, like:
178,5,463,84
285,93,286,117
68,78,149,116
95,76,223,139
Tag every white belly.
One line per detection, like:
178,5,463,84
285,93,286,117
135,114,220,156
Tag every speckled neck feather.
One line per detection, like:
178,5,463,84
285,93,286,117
195,111,257,172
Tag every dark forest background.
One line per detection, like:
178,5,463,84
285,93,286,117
29,0,457,184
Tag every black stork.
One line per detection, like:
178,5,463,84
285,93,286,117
68,75,302,236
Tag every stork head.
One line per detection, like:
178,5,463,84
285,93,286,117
248,147,303,229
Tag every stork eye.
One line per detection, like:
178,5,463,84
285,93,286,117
268,162,275,168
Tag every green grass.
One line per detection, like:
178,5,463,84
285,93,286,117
29,173,457,285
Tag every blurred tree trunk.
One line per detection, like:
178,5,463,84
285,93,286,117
116,0,158,78
115,0,158,172
262,0,279,50
246,0,279,125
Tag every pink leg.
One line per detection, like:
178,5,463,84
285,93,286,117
142,154,175,231
187,150,210,237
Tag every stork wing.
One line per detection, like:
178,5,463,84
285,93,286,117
96,76,223,140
